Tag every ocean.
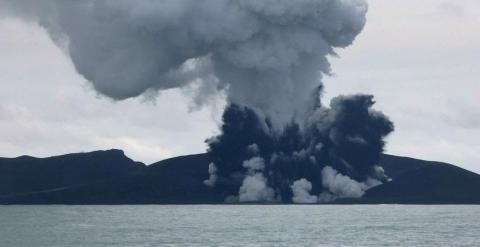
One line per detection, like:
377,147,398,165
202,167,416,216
0,205,478,246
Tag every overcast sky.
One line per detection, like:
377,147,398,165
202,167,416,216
0,0,479,173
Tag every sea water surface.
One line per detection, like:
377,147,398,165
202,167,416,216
0,205,479,246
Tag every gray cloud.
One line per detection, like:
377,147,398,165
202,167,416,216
1,0,367,125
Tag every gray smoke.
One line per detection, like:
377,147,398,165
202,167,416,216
0,0,367,125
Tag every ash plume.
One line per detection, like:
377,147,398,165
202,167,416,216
207,95,393,203
1,0,367,125
2,0,395,203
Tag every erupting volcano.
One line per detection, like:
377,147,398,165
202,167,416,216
2,0,395,203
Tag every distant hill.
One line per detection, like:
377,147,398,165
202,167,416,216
0,150,144,196
0,150,479,204
364,162,480,204
0,153,223,204
378,154,430,179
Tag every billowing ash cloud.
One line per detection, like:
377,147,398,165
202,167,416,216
1,0,367,125
207,95,393,203
2,0,395,203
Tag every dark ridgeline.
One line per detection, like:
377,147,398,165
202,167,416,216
0,151,223,204
0,150,144,196
0,150,479,204
364,161,480,204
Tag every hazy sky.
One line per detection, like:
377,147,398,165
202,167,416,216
0,0,479,173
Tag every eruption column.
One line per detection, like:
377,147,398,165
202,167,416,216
1,0,394,203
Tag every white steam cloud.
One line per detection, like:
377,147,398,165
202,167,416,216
203,162,218,187
320,166,382,202
291,170,382,204
291,178,318,204
238,173,276,202
237,157,276,202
